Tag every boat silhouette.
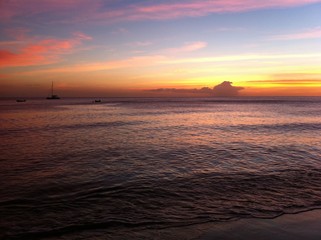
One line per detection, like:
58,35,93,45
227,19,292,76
46,81,60,99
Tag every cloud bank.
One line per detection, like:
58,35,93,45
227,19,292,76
148,81,244,97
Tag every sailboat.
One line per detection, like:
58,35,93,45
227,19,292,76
46,81,60,99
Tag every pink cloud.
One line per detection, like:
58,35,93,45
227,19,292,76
167,42,208,53
107,0,321,21
270,27,321,40
179,42,208,52
127,41,153,47
0,32,92,68
4,27,31,40
72,32,93,41
1,0,320,22
0,0,102,21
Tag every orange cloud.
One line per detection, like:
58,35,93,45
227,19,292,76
241,74,321,96
9,51,321,77
0,32,92,68
245,79,321,86
242,85,321,96
13,55,167,75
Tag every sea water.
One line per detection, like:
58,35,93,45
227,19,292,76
0,97,320,239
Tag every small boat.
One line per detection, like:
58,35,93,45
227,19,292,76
46,81,60,99
16,99,26,102
94,99,102,103
46,95,60,100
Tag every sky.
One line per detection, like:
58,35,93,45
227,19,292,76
0,0,321,97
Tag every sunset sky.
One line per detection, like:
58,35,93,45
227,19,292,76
1,0,321,97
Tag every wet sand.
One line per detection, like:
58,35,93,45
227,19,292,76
47,209,321,239
198,209,321,240
82,209,321,240
130,209,321,240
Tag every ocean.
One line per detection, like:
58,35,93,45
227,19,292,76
0,97,320,239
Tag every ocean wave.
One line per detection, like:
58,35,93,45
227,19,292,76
1,168,321,239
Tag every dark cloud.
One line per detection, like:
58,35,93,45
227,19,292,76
199,87,213,93
212,81,244,97
146,81,244,97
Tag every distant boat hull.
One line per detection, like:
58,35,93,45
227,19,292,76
46,95,60,99
16,99,26,102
